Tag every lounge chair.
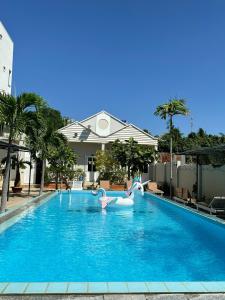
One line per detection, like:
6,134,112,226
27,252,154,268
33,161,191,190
100,180,110,190
71,180,83,190
147,182,164,196
173,187,191,205
196,196,225,215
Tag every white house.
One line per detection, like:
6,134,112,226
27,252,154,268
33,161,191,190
59,111,158,182
0,22,13,94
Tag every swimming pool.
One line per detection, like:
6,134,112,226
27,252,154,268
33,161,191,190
0,191,225,282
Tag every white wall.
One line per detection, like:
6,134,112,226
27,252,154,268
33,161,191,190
154,162,225,201
70,142,102,181
20,151,36,185
0,22,13,95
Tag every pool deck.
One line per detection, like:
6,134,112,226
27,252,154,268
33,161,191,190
6,188,51,210
1,191,225,296
0,294,225,299
0,282,225,295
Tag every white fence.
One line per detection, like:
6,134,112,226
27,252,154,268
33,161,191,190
150,162,225,201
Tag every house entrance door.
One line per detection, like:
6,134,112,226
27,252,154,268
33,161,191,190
87,155,96,182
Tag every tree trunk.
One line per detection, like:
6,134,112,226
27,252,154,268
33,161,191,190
0,143,12,212
169,115,173,199
128,164,131,180
14,164,21,187
55,173,59,190
39,158,46,195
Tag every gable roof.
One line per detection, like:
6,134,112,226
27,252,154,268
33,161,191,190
80,110,127,126
104,124,158,145
59,110,158,145
59,121,101,142
129,123,158,141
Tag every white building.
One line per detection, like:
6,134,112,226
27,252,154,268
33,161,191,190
0,22,13,95
59,111,158,182
0,23,35,188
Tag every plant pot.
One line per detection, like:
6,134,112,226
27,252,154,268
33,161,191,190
12,186,23,193
44,183,67,190
44,183,56,190
111,184,125,191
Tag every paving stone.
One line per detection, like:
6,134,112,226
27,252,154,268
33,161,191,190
104,295,146,300
189,294,225,300
145,294,188,300
1,294,225,300
0,296,102,299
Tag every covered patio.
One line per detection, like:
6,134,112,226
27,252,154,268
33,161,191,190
0,140,41,210
179,144,225,201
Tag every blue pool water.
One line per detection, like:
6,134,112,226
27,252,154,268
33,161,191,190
1,191,225,282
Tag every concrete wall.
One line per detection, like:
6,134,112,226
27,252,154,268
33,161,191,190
201,165,225,199
177,164,196,194
153,162,225,201
0,22,13,94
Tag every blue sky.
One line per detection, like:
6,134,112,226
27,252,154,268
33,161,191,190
1,0,225,136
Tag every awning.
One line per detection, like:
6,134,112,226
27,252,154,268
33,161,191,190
0,140,30,152
178,144,225,156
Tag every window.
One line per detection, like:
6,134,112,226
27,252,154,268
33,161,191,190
8,69,11,87
143,164,149,173
88,156,96,172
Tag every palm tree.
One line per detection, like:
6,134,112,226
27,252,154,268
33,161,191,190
25,107,68,195
154,98,189,198
0,93,44,212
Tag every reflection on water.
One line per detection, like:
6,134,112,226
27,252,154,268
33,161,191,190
2,191,224,282
68,193,72,208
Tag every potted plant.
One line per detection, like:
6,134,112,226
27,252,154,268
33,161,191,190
2,155,31,193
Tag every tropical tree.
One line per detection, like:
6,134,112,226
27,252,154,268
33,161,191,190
154,98,189,198
95,150,117,180
25,107,68,194
0,92,44,212
159,127,184,153
111,138,155,180
47,141,77,189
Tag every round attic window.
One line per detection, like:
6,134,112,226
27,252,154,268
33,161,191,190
98,118,109,130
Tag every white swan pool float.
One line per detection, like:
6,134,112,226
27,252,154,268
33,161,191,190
92,179,150,209
92,188,134,208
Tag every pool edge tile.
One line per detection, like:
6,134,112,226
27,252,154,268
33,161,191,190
24,282,49,294
201,281,225,292
67,282,88,293
0,283,9,293
46,282,68,294
146,282,169,293
88,282,108,293
107,282,129,293
183,282,208,293
165,282,189,293
127,282,149,293
3,282,29,294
